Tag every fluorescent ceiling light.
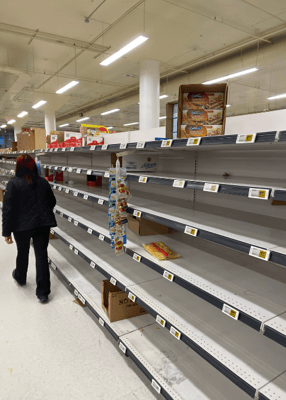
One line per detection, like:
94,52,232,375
17,111,28,118
8,119,16,124
268,93,286,100
1,124,7,128
106,127,113,130
32,100,47,109
159,95,168,99
100,35,148,66
101,108,120,115
226,104,231,108
76,117,90,122
159,116,166,119
56,81,79,94
123,122,139,126
203,67,258,85
59,123,69,127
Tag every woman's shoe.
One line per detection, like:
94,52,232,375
12,270,26,286
38,296,48,303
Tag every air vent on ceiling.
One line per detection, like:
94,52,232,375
123,73,135,78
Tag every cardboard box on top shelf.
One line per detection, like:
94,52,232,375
17,133,33,151
47,132,64,148
128,214,169,236
29,128,46,150
177,84,228,138
102,280,148,323
86,136,104,146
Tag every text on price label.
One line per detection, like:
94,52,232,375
58,187,62,191
54,148,58,152
99,318,104,327
151,380,161,394
62,148,66,151
248,188,270,200
74,191,78,197
156,315,166,328
54,166,58,170
236,133,256,144
170,326,181,340
83,194,89,200
203,183,219,192
222,304,240,320
90,146,95,151
60,212,63,217
133,210,142,218
74,249,78,255
187,137,201,146
98,199,104,205
90,261,96,268
74,221,78,226
139,176,148,183
161,139,173,147
173,180,185,188
163,270,174,282
136,141,145,148
76,168,81,174
70,147,75,151
68,217,72,222
104,172,110,178
102,144,108,150
65,189,69,193
69,244,73,250
110,277,117,286
87,170,92,175
68,167,73,172
87,228,93,234
133,253,141,262
62,167,65,171
184,226,198,236
119,342,126,354
78,293,85,305
128,292,136,302
249,246,270,261
99,234,105,241
120,143,127,149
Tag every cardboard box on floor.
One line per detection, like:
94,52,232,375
102,280,148,323
128,214,169,236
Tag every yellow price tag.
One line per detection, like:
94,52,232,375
193,139,198,144
246,135,253,142
259,250,267,259
230,309,237,318
211,185,216,191
190,229,196,235
258,191,266,198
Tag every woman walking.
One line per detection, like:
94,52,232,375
2,154,57,303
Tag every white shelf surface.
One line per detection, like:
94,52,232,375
55,195,286,330
259,371,286,400
265,312,286,338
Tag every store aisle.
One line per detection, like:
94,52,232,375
0,232,160,400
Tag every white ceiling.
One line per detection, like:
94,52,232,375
1,0,286,131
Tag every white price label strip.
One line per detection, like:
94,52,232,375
187,137,201,146
74,191,78,197
133,253,141,262
104,172,110,178
62,148,66,151
184,226,198,236
156,315,166,328
60,212,63,217
161,139,173,148
236,133,256,144
69,244,73,251
78,293,85,305
68,217,72,222
249,246,270,261
65,189,69,193
54,166,58,170
99,318,105,327
120,143,127,149
74,249,78,255
170,326,181,340
110,277,117,286
87,170,92,175
98,199,104,205
58,187,62,191
90,146,96,151
74,221,78,226
90,262,96,269
222,304,240,320
133,210,142,218
163,270,174,282
62,167,65,171
70,147,75,151
248,188,270,200
128,292,136,302
76,168,81,174
87,228,93,234
68,167,73,172
203,183,219,193
99,234,105,241
83,194,89,200
173,180,185,188
102,144,108,150
119,342,126,354
74,289,78,297
50,229,54,235
138,176,148,183
54,148,58,152
151,379,161,394
136,141,145,149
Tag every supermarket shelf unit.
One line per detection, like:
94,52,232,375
1,130,286,400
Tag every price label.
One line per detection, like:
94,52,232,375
69,244,73,251
68,167,73,172
87,170,92,175
60,212,63,217
222,304,240,320
248,188,270,200
99,234,105,241
70,147,75,151
74,289,78,297
48,149,52,152
136,141,145,149
74,191,78,197
54,148,58,152
53,185,56,189
173,180,185,188
161,139,173,148
78,293,85,305
120,143,127,149
170,326,181,340
203,183,219,193
187,137,201,146
163,270,174,282
119,342,126,354
151,380,161,394
50,229,54,235
90,261,96,268
236,133,256,144
76,168,81,174
104,172,110,178
102,144,108,150
65,189,70,194
87,228,93,234
74,221,78,226
99,318,105,327
133,210,141,218
62,148,66,152
98,199,104,205
156,315,166,328
110,277,117,286
184,226,198,236
58,187,62,191
133,253,141,262
61,167,66,171
83,194,89,200
249,246,270,261
128,292,136,302
54,166,58,170
90,146,96,151
138,176,148,183
68,217,72,222
74,249,78,255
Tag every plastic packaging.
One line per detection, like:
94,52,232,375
143,242,180,261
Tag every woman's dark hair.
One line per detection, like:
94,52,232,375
15,154,38,185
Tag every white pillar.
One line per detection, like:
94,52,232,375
13,123,22,141
45,110,56,135
139,60,160,130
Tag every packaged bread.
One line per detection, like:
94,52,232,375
181,125,223,137
182,109,223,125
183,92,224,110
143,242,180,261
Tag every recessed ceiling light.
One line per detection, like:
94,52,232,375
203,67,258,85
76,117,90,122
32,100,47,109
17,111,28,118
123,122,139,126
159,95,168,99
159,116,166,119
56,81,79,94
101,109,120,115
59,123,69,127
1,124,7,128
100,35,148,66
8,119,16,124
268,93,286,100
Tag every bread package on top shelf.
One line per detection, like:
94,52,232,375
183,92,224,110
182,109,223,125
181,125,222,138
